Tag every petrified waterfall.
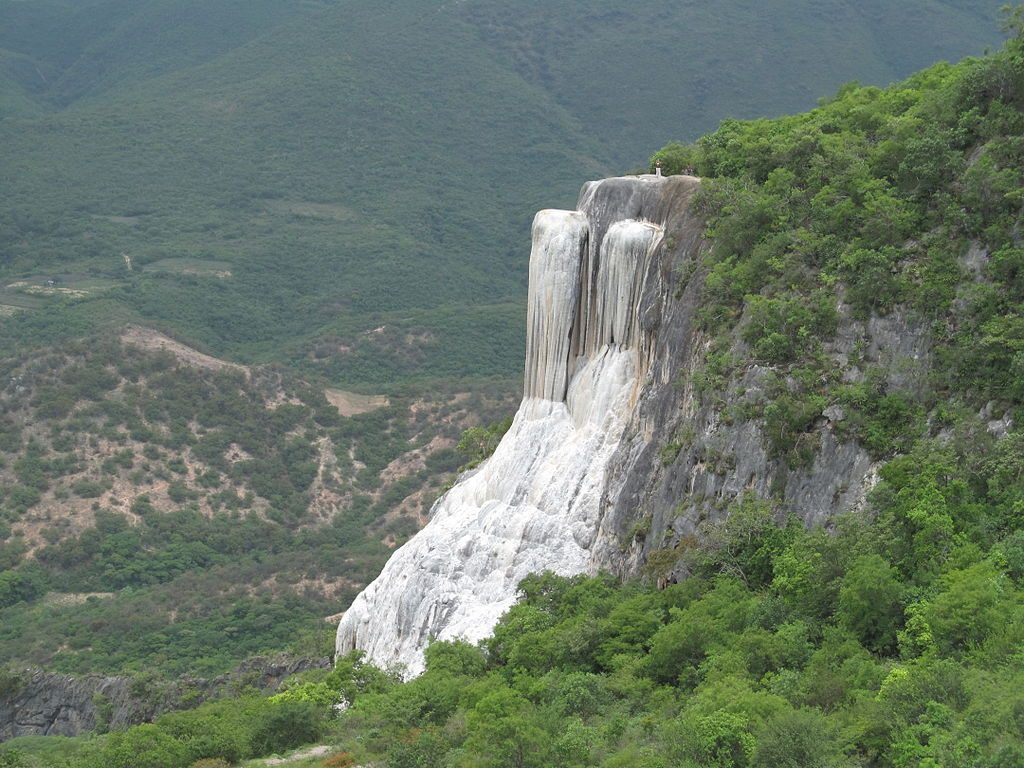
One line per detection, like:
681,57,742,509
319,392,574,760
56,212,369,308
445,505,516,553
336,176,671,675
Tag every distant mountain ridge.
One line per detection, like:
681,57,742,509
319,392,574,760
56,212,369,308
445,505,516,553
0,0,1010,390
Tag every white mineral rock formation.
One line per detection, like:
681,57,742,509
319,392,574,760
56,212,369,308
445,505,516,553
336,176,666,676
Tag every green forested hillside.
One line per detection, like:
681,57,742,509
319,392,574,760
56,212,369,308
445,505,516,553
463,0,1010,164
0,0,603,387
0,0,1009,390
3,10,1023,768
0,335,515,676
0,0,308,111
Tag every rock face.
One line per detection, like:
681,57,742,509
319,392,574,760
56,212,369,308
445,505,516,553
336,173,905,675
336,175,681,675
0,655,329,740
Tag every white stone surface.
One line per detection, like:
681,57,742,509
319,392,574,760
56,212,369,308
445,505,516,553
336,186,663,676
523,210,588,401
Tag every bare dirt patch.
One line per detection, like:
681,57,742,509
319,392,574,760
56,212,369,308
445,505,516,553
43,592,115,607
379,435,451,485
122,326,250,377
255,745,334,765
9,282,90,298
256,574,359,602
144,258,233,278
324,388,388,417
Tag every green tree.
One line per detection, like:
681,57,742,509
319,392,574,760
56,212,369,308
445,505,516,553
79,724,190,768
838,555,903,653
752,708,845,768
668,710,755,768
460,686,550,768
924,561,1007,656
249,700,326,756
456,416,513,469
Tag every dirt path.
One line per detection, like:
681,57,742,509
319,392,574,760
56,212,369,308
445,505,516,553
256,745,334,765
121,326,250,376
324,388,388,416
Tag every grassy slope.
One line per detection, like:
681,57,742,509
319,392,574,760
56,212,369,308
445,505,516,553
0,0,1009,390
460,0,1009,165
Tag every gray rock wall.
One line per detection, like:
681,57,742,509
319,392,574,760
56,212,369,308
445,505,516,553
0,655,329,741
590,175,927,578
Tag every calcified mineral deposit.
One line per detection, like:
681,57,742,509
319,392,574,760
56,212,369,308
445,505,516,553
336,176,669,675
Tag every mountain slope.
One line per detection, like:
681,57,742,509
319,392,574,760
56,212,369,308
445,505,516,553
0,0,308,106
461,0,1009,164
0,0,1010,390
0,1,609,386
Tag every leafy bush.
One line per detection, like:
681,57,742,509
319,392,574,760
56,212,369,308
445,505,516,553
456,415,514,469
249,701,326,756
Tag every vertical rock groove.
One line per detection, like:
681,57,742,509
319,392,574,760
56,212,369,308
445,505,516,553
336,175,675,675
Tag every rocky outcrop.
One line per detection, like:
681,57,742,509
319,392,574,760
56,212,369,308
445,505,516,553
336,175,681,675
592,187,929,574
0,655,329,741
336,173,929,675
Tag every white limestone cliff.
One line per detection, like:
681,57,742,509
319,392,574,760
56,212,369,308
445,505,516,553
335,176,668,676
336,170,906,675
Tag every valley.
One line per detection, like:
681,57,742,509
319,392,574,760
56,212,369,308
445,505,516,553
0,2,1022,767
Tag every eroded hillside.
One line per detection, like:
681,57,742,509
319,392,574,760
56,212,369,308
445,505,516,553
0,332,515,675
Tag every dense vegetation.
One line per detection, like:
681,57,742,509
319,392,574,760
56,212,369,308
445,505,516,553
649,7,1024,471
0,0,1007,390
0,338,513,676
328,439,1024,768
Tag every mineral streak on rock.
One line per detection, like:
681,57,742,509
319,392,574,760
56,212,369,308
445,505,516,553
523,209,587,402
336,175,673,676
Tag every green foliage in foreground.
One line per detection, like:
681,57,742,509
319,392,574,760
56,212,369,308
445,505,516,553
322,447,1022,768
7,426,1022,767
652,10,1024,467
1,697,327,768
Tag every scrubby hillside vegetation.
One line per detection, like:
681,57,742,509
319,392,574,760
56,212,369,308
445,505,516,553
0,336,513,677
0,0,1008,390
3,8,1022,768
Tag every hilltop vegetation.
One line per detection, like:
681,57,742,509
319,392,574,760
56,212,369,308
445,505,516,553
2,9,1023,768
644,8,1024,473
0,0,1008,389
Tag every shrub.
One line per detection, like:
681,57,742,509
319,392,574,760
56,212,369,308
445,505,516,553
71,479,105,498
321,753,356,768
752,708,842,768
249,701,326,756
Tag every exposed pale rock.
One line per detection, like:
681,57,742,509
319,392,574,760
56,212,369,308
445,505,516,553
336,170,910,676
336,176,667,676
523,210,587,402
